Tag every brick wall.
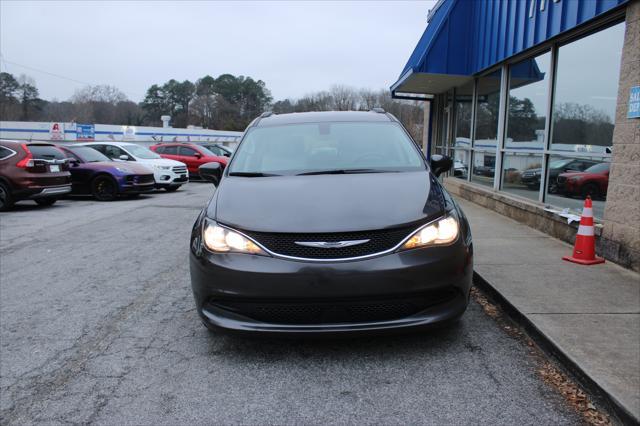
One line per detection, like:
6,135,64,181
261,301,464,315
602,0,640,270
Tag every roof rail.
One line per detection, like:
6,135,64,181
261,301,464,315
370,107,386,113
260,111,274,118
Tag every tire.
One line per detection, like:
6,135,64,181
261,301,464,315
91,176,118,201
35,198,57,206
0,182,14,211
165,186,180,192
581,183,600,200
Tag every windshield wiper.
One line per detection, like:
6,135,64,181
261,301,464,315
296,168,389,176
228,171,282,177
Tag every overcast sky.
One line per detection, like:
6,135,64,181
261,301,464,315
0,1,434,103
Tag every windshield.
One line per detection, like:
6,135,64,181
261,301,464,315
584,162,609,173
229,122,425,175
125,145,161,159
68,146,110,162
197,146,218,156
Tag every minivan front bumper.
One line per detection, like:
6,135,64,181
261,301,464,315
189,238,473,336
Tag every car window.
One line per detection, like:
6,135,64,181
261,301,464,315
179,146,198,156
0,146,15,160
154,146,164,154
205,146,222,155
163,146,178,155
89,145,107,154
229,122,425,175
104,145,128,159
28,145,66,160
66,146,111,162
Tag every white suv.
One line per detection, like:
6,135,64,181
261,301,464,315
80,142,188,191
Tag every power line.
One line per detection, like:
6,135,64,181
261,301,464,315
0,55,146,100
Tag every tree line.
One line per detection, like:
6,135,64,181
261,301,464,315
0,71,425,142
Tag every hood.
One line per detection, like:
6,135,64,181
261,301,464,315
136,157,185,167
81,162,153,174
209,171,445,233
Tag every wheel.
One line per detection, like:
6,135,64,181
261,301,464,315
0,182,14,211
581,183,600,200
165,186,180,192
91,176,118,201
35,198,57,206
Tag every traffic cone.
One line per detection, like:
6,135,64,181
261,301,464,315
563,196,605,265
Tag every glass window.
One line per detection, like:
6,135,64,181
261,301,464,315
65,146,110,163
179,147,198,156
162,146,178,155
474,69,502,152
545,155,610,218
230,122,425,175
454,81,474,150
452,149,470,180
104,145,128,160
0,146,13,160
506,52,550,150
501,153,543,201
551,22,625,152
28,145,66,160
471,151,496,187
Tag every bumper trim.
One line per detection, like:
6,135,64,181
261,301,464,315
200,291,468,335
28,185,72,198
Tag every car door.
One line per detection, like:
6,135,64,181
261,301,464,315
178,146,202,173
158,145,180,162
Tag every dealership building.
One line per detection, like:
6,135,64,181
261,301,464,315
392,0,640,271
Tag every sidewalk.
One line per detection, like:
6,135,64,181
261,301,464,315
456,198,640,421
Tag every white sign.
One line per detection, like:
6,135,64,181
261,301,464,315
49,122,64,140
122,126,136,141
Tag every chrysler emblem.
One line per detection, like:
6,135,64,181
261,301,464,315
295,239,370,249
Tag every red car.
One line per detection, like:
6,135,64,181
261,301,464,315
557,162,609,199
150,143,228,177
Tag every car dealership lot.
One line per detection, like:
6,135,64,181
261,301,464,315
0,183,582,425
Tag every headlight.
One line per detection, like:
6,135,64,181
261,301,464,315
202,220,267,255
400,215,459,251
153,165,171,170
114,166,130,173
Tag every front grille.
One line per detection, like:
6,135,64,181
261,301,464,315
241,225,419,259
209,290,458,324
134,174,155,185
172,166,187,174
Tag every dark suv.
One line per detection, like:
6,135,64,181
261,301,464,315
190,111,472,336
0,140,72,211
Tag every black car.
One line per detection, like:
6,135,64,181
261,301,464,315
190,111,473,336
521,158,601,192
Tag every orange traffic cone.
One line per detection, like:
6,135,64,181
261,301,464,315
563,196,605,265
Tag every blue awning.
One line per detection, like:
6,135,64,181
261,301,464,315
391,0,627,98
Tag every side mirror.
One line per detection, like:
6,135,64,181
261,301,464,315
194,153,203,159
199,162,222,185
68,158,79,167
430,154,453,177
119,155,129,161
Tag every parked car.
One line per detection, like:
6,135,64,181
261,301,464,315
80,142,188,191
196,143,234,158
0,140,72,211
557,162,610,199
149,143,228,178
453,160,467,178
189,111,473,336
57,145,155,201
521,158,601,192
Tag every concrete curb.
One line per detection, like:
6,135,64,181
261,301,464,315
473,271,639,426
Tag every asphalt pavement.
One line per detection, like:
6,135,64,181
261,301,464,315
1,183,584,425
